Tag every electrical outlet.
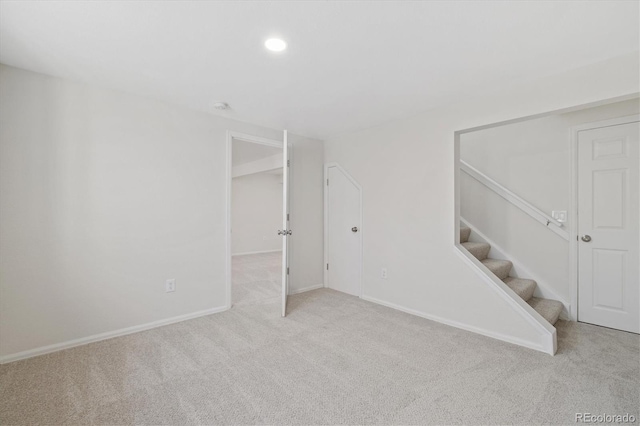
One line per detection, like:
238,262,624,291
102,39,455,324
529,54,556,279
166,279,176,293
381,268,388,279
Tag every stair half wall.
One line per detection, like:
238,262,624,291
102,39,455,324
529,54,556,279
455,224,558,355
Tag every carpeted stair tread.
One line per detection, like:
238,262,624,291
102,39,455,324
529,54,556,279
481,258,513,280
503,277,536,302
528,297,563,326
460,227,471,243
462,241,491,261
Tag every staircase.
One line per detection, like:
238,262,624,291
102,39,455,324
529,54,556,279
460,226,564,326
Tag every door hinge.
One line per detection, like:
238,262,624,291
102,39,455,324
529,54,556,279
326,263,329,270
287,160,290,167
326,178,329,186
287,213,289,221
287,267,289,275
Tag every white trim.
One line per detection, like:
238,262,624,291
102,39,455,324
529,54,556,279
323,162,364,297
226,131,284,310
228,131,283,148
454,132,462,257
456,93,639,135
232,249,282,257
460,160,569,240
568,114,640,322
361,293,552,355
324,164,328,289
461,217,570,320
282,130,289,317
289,283,324,295
0,305,228,364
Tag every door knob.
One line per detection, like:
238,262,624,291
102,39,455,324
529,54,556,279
581,235,592,242
351,227,358,233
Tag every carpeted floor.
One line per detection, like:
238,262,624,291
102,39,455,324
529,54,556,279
232,251,282,306
0,254,638,425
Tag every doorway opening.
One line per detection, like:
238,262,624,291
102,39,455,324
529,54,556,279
454,96,639,334
226,132,288,313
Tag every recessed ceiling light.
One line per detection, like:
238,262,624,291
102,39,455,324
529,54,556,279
265,38,287,52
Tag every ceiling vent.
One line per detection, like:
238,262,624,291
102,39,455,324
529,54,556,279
212,102,230,111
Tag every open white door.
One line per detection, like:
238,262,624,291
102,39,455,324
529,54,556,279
281,130,290,317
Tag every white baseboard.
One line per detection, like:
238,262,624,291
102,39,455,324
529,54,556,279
361,294,551,355
232,249,282,256
0,305,228,364
289,283,324,295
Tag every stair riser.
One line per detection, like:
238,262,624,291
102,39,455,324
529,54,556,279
510,285,535,302
503,277,536,302
466,245,490,261
460,227,471,243
485,263,512,280
528,297,563,326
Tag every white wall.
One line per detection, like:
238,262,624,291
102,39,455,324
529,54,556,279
324,52,639,352
0,64,324,360
231,172,283,255
460,100,639,304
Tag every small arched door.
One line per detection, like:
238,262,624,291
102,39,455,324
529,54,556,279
325,164,362,296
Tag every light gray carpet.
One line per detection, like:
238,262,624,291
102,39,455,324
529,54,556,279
232,251,282,306
0,255,638,425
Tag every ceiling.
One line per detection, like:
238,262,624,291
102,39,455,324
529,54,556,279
232,139,281,167
1,1,638,139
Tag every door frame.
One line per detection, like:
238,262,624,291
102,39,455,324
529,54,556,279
225,131,284,310
323,162,364,296
568,114,640,322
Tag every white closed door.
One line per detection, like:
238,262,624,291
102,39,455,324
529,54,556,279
327,165,361,296
578,120,639,333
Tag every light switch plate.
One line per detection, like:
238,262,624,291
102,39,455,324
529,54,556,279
552,211,567,223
